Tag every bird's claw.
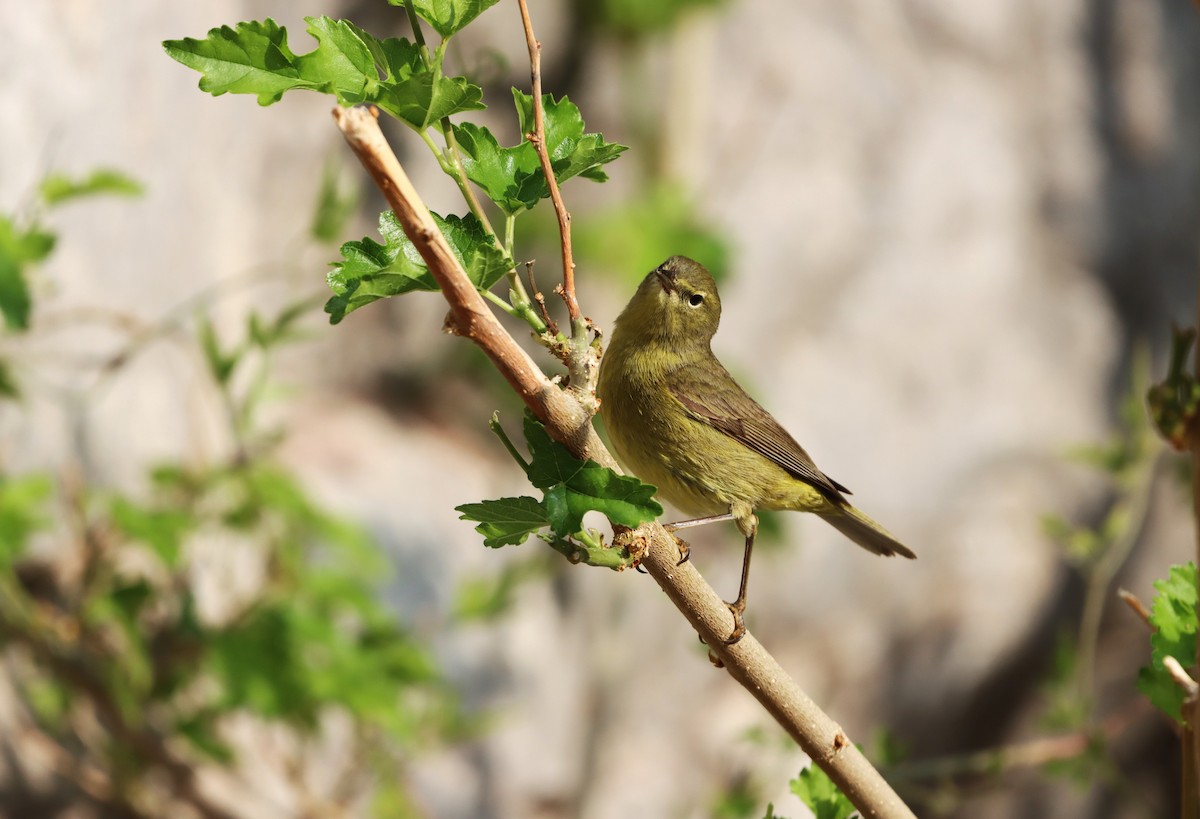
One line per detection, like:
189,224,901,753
675,539,690,566
723,601,747,645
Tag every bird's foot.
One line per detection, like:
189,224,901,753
723,600,747,645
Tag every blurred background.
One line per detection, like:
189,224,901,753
2,0,1198,817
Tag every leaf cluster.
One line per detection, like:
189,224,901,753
164,6,626,327
0,176,459,812
326,210,509,323
456,412,661,567
761,763,859,819
1137,562,1198,723
0,168,140,343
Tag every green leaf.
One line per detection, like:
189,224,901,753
164,19,311,105
455,496,548,548
110,497,194,568
1138,563,1198,723
197,316,239,384
523,414,661,534
40,169,143,206
208,605,314,721
451,123,543,214
379,69,485,129
0,475,52,565
453,91,627,214
597,0,729,35
164,17,484,130
0,216,55,331
510,90,626,183
789,765,857,819
325,210,510,323
400,0,504,38
294,17,380,103
0,359,18,400
310,159,361,244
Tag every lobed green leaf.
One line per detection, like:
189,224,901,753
789,764,858,819
456,496,549,548
163,19,310,105
325,210,510,323
400,0,504,38
453,90,627,214
164,17,484,129
523,414,661,534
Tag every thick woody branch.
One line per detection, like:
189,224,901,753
331,105,914,819
331,106,602,461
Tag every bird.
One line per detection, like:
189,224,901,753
596,255,915,643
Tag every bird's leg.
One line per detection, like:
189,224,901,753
664,512,736,566
723,511,758,645
663,512,736,531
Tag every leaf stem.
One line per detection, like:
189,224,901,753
504,212,516,258
401,0,432,61
544,535,630,569
488,412,530,472
480,288,520,319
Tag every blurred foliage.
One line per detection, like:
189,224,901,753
1138,563,1198,723
0,166,460,817
594,0,730,37
574,183,730,288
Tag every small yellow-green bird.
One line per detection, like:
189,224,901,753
597,256,915,643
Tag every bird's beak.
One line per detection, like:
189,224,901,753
655,265,676,295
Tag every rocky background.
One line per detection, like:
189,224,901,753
2,1,1198,817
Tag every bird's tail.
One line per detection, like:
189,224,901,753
818,503,916,559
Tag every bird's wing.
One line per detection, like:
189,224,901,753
666,362,851,501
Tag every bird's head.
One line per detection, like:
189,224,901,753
616,255,722,348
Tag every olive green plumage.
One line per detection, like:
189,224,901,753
597,255,915,561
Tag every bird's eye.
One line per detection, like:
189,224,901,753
687,293,705,308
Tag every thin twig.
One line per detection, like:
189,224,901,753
515,0,580,330
1077,450,1161,705
1117,587,1154,629
331,106,915,819
887,709,1134,782
525,261,557,333
1166,656,1200,698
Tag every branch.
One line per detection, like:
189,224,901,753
331,106,601,461
1117,587,1153,629
516,0,580,331
1192,278,1200,815
1167,656,1200,699
887,707,1136,783
332,106,915,819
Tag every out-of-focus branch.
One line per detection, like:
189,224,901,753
1117,587,1153,629
331,105,915,819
